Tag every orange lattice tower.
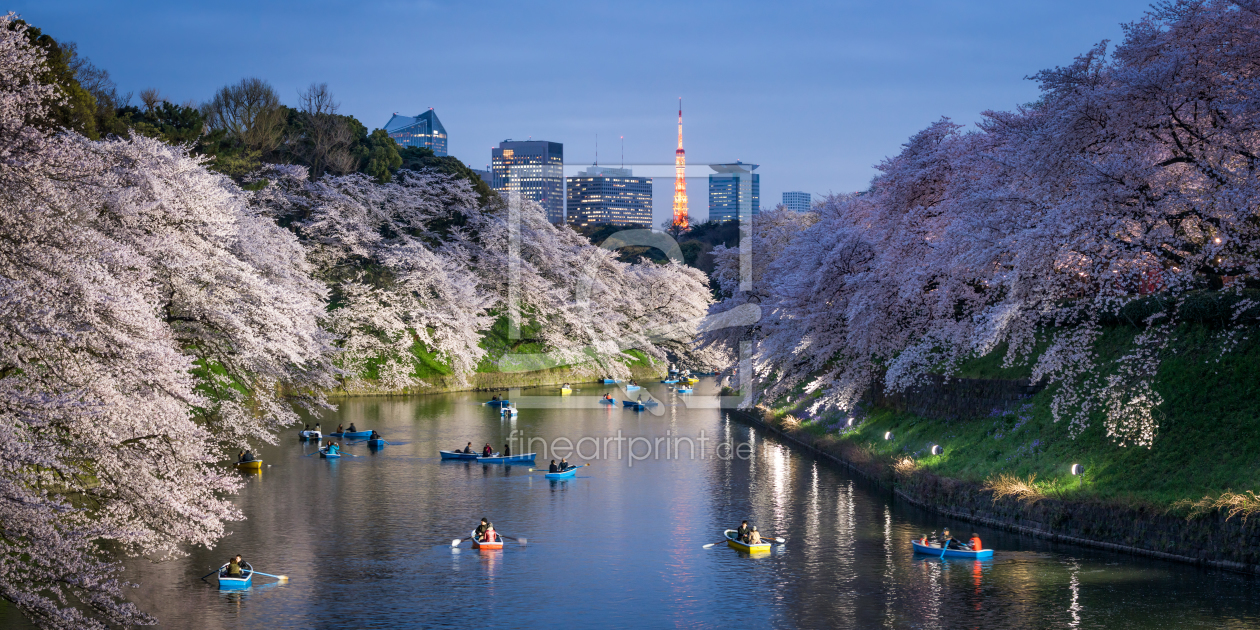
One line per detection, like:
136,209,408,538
671,98,689,232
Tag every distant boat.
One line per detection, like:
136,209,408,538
545,466,579,479
216,563,253,590
299,430,321,441
368,438,386,448
661,379,679,384
484,399,511,408
600,398,616,405
677,388,693,394
911,539,993,559
724,530,771,554
625,385,640,391
476,453,536,463
602,378,620,384
234,460,263,471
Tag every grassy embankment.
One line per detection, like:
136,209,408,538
765,320,1260,513
338,316,663,395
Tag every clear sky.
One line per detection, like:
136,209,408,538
18,0,1155,225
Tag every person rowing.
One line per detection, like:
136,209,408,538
558,457,571,471
324,442,340,456
503,443,511,457
735,520,750,542
474,518,499,544
475,517,490,539
222,554,245,578
237,450,255,463
940,528,965,550
746,527,762,545
369,430,381,440
548,459,559,472
603,393,612,401
482,443,494,457
348,422,357,433
461,442,474,454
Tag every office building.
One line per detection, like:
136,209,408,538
783,191,811,213
383,108,447,156
708,162,760,222
492,140,565,223
566,166,653,229
471,167,492,184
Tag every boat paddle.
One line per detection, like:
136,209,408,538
702,539,730,549
498,534,528,545
251,571,289,583
200,565,227,580
451,537,470,547
940,539,951,560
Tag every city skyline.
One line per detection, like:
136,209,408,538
15,0,1156,226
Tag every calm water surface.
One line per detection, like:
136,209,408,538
11,381,1260,628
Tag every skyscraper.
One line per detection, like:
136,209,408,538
672,98,689,231
782,191,811,213
708,162,760,222
566,166,653,229
491,140,565,223
384,108,447,156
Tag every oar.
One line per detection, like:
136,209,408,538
702,539,730,549
940,539,950,560
498,533,528,545
451,537,470,547
251,570,289,582
201,565,226,579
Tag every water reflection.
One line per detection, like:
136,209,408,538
3,386,1260,629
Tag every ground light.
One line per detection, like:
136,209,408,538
884,431,894,440
1071,463,1085,488
930,444,943,456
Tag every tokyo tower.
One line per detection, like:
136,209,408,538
671,98,689,232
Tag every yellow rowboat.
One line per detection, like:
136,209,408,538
235,460,263,471
683,377,699,384
561,387,572,395
724,529,771,553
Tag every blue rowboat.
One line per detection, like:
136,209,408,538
628,403,646,411
545,466,579,479
439,450,480,460
677,388,693,394
477,452,536,463
217,563,253,590
602,379,618,384
911,539,993,559
339,430,371,439
319,447,340,459
484,400,511,408
621,400,637,407
642,399,659,406
661,379,679,384
299,430,321,441
600,398,616,405
625,385,640,391
368,438,386,448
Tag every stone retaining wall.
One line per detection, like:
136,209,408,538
328,363,667,397
730,406,1260,575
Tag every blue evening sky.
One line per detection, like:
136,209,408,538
19,0,1155,224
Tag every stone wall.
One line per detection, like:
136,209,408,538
731,406,1260,575
867,373,1046,420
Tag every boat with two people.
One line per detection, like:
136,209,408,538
235,450,262,471
911,529,992,558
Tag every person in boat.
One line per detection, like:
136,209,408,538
480,522,498,543
237,450,255,463
482,443,494,457
735,520,750,542
462,442,474,454
747,527,762,545
325,442,340,456
968,533,982,551
603,393,612,401
548,459,559,472
629,379,637,386
492,394,500,402
562,382,570,389
223,555,244,577
558,457,570,471
369,430,381,440
303,423,310,433
475,518,490,540
503,443,511,457
348,422,357,433
941,528,965,549
335,423,344,434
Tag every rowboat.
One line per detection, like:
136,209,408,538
299,430,321,441
911,539,993,559
560,387,572,395
500,406,518,416
661,379,679,384
621,400,638,407
471,529,503,550
319,447,340,459
368,438,386,448
332,430,370,439
677,388,693,394
477,453,536,463
600,398,616,405
683,377,699,384
545,466,579,479
234,460,263,471
725,529,772,554
602,379,619,384
625,384,640,391
627,402,646,411
484,399,511,408
439,450,480,460
217,563,253,590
